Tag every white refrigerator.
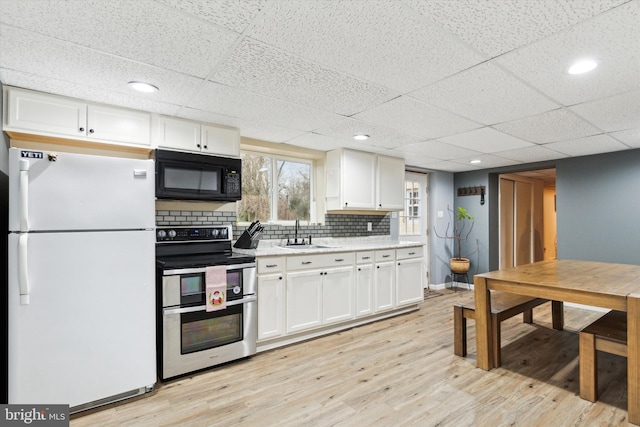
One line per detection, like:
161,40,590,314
7,148,156,411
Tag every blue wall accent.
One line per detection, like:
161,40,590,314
556,149,640,264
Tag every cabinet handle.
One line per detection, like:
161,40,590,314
358,268,361,271
79,127,85,132
279,276,282,280
203,145,208,149
379,204,382,207
196,143,201,148
362,256,370,260
335,258,344,262
266,264,278,268
408,252,416,255
89,128,95,134
344,202,348,207
377,266,380,269
382,255,390,258
302,261,312,265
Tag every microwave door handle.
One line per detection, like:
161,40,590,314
18,234,30,305
19,159,30,232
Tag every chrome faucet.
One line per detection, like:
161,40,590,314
294,219,299,244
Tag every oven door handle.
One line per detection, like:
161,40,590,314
163,295,257,315
162,262,256,276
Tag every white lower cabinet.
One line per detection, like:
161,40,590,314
396,246,425,306
257,273,286,340
355,251,374,317
257,257,286,341
286,269,323,333
374,250,395,312
322,266,355,325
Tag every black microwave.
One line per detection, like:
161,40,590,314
154,149,242,202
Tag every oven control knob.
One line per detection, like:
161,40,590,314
157,230,167,240
233,286,241,295
168,230,177,239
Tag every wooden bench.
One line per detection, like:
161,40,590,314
579,310,627,402
454,292,564,367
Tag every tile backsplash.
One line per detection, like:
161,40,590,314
156,211,390,239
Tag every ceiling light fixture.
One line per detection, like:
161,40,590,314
353,134,370,141
469,159,482,165
128,81,159,93
567,58,600,75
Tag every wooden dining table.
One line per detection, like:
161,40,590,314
473,259,640,425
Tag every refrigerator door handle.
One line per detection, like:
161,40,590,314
18,233,30,305
19,159,30,232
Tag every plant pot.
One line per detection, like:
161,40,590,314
450,258,470,274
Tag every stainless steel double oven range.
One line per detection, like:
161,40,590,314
156,225,256,380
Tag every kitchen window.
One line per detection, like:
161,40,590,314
237,152,311,223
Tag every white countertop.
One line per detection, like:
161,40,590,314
233,236,423,257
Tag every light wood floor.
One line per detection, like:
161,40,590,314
71,289,630,426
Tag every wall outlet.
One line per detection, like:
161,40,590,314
367,222,372,231
437,210,444,219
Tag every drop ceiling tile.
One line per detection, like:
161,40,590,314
495,145,569,163
155,0,267,33
544,134,629,156
404,0,628,58
610,128,640,148
437,127,534,153
210,38,397,116
353,96,481,140
0,26,205,106
0,69,181,116
415,160,479,172
410,62,560,125
285,133,351,152
493,109,601,144
495,1,640,106
0,0,238,78
570,90,640,132
177,108,307,143
186,81,344,132
398,140,482,160
450,154,523,169
247,1,484,93
314,118,422,149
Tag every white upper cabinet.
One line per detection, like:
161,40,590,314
376,155,405,210
4,86,151,146
155,116,240,157
326,148,404,211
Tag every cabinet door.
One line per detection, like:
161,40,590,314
374,261,395,312
342,150,376,209
156,116,201,152
257,273,286,341
396,258,424,306
322,266,355,325
286,270,323,333
88,104,151,146
201,124,240,157
376,155,404,210
356,264,373,317
6,88,87,138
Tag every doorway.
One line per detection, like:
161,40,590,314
499,169,556,269
400,172,429,286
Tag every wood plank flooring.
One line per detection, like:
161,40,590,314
71,289,630,426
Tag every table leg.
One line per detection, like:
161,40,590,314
552,300,564,330
628,293,640,425
474,276,493,370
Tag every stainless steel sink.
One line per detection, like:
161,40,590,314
280,244,336,250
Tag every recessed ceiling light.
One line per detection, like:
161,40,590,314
470,159,482,165
353,134,370,141
128,81,159,93
567,59,600,75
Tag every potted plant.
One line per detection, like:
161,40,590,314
435,206,478,274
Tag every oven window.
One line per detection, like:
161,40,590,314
181,274,202,297
181,305,243,354
165,166,219,192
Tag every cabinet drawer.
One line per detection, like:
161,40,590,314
396,246,423,260
356,251,374,264
258,257,286,274
375,250,395,262
287,252,355,271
